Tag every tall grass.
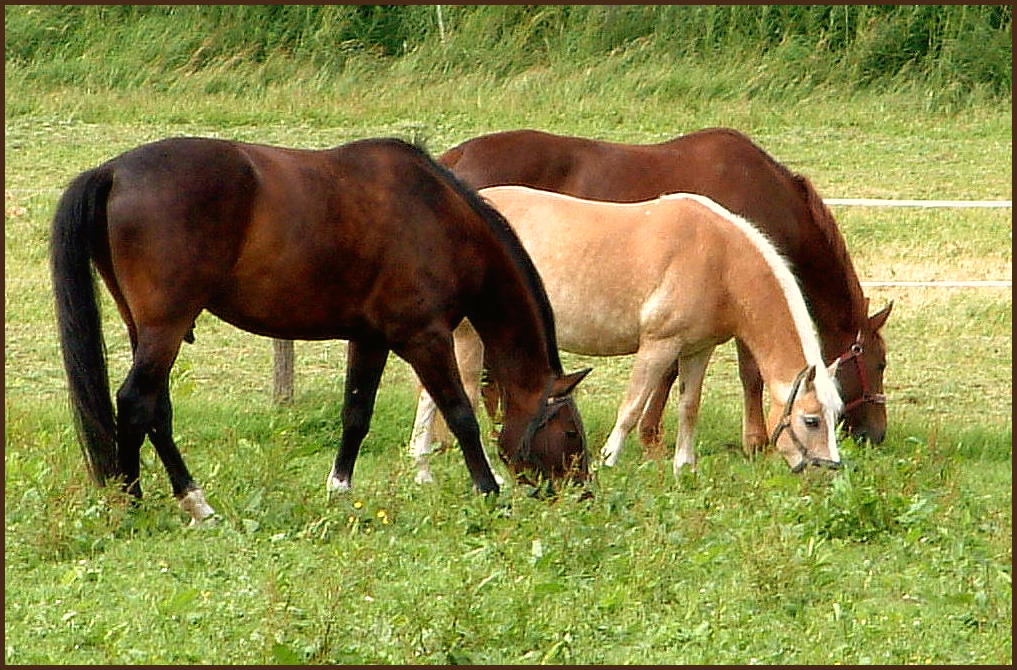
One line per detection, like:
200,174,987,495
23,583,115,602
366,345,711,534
6,5,1012,108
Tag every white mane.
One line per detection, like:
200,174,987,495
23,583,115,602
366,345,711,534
662,193,844,417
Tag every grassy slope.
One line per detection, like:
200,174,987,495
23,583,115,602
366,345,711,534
4,6,1012,665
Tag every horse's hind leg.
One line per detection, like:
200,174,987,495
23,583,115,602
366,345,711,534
149,389,215,524
672,347,714,475
115,328,191,499
327,340,390,495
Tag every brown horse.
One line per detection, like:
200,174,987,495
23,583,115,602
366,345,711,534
439,127,892,451
50,136,591,524
413,187,844,478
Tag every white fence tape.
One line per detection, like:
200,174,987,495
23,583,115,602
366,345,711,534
6,188,1014,208
825,198,1011,208
861,280,1011,288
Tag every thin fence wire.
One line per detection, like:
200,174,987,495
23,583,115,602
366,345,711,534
8,190,1010,287
7,187,1013,208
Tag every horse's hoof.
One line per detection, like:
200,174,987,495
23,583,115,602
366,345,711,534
187,513,220,528
178,488,216,525
672,458,697,477
414,469,436,485
326,472,351,499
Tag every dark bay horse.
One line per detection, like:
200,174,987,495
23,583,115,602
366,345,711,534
50,136,591,524
439,127,892,452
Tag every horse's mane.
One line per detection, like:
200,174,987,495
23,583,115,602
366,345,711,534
710,129,867,322
666,193,844,417
790,172,866,317
401,139,564,375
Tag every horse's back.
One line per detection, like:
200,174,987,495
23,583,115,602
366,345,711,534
479,187,742,354
101,137,489,342
443,128,810,243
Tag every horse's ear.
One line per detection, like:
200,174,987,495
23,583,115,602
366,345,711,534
868,300,894,333
551,367,592,398
804,364,817,386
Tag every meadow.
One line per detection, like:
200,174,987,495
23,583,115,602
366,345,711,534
4,5,1012,664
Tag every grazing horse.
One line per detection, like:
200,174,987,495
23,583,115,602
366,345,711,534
438,127,891,449
50,137,591,524
412,186,844,480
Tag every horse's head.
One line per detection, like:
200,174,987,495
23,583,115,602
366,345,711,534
768,365,842,472
500,368,592,488
835,301,893,444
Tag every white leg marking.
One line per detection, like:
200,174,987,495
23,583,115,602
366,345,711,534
178,488,216,526
410,388,439,484
326,468,351,498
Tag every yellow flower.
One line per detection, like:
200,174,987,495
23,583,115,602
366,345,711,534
376,509,388,519
353,500,364,510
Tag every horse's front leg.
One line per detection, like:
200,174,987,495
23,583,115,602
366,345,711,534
326,340,390,495
409,321,502,485
399,330,499,495
672,347,714,475
735,339,769,456
637,358,680,452
600,343,678,467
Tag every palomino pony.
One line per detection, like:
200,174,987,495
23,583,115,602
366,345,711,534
412,186,844,480
50,137,591,524
438,128,891,450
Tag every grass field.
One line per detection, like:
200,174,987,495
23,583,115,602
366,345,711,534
5,6,1012,665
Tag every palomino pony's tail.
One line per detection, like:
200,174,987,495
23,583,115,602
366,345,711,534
50,166,119,485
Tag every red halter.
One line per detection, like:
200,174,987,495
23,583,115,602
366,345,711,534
835,335,886,413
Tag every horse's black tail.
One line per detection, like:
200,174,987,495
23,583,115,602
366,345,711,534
50,165,118,485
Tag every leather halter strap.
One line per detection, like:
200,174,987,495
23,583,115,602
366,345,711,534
836,336,887,412
769,366,813,470
512,384,571,465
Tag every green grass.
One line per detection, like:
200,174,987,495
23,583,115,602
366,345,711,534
4,5,1012,665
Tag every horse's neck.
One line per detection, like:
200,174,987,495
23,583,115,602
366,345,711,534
468,285,555,458
466,263,559,400
725,245,815,392
737,303,811,393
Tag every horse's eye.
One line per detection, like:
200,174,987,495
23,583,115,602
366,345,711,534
802,415,820,429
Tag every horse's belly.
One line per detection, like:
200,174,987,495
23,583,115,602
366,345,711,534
552,299,641,356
